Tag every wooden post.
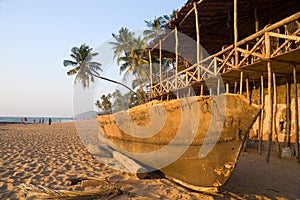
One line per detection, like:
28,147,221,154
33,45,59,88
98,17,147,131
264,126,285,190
286,81,291,147
259,75,264,155
239,71,243,95
265,33,273,163
217,78,220,95
246,77,250,102
234,0,239,67
273,73,281,157
226,83,229,93
175,26,179,89
194,1,201,80
200,84,204,96
159,40,162,86
209,87,212,96
234,80,237,94
293,65,299,163
149,50,153,99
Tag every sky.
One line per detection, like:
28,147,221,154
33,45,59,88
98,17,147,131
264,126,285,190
0,0,186,117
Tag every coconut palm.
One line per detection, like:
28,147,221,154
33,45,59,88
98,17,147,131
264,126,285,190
143,16,165,41
63,44,102,88
110,27,134,64
64,44,141,98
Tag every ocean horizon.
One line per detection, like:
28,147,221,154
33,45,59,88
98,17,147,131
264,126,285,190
0,116,73,124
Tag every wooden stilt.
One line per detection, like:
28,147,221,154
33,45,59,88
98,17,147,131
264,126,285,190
175,26,179,89
149,50,153,100
200,84,204,96
246,77,250,102
293,65,299,163
234,80,237,94
217,78,220,95
265,33,273,163
194,1,201,80
226,83,229,94
159,40,162,87
234,0,239,67
286,81,291,147
239,71,243,95
209,87,212,96
243,77,250,152
273,73,281,157
259,75,264,155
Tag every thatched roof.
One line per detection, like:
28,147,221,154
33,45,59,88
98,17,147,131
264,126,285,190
149,0,300,59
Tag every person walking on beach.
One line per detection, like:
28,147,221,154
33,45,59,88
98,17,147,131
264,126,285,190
24,117,27,124
49,118,52,125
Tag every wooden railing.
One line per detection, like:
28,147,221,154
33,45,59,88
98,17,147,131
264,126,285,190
150,12,300,98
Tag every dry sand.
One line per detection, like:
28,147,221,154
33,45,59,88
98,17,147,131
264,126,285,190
0,122,299,200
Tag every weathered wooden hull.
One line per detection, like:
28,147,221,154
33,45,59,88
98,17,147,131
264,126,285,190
97,94,260,191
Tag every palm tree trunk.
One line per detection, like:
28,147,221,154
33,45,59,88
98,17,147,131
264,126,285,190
92,74,147,103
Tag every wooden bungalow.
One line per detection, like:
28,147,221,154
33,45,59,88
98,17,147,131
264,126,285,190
147,0,300,162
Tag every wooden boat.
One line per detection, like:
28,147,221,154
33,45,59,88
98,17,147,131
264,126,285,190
97,94,260,192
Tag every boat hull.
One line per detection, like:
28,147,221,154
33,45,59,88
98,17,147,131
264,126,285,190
97,94,260,191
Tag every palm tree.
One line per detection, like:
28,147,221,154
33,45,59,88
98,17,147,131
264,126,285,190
100,94,112,114
63,44,140,98
63,44,102,88
143,16,165,41
110,27,134,64
95,100,101,112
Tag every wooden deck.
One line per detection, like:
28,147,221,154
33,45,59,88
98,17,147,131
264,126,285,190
150,12,300,99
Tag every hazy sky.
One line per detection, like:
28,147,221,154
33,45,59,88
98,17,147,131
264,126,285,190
0,0,186,117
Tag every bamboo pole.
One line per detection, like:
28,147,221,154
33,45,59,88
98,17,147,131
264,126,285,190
259,75,264,155
217,78,220,95
273,73,281,157
194,1,201,80
200,84,204,96
239,71,243,95
234,0,239,67
226,83,229,93
286,81,291,147
293,65,299,163
234,80,237,94
265,33,273,163
159,40,162,86
246,77,250,102
175,26,179,89
149,50,153,99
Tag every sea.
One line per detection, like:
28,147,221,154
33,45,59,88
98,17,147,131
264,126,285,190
0,116,73,124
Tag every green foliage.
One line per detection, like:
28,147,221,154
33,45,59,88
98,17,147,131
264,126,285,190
63,44,102,88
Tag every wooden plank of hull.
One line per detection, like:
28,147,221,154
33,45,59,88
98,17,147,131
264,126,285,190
97,94,261,190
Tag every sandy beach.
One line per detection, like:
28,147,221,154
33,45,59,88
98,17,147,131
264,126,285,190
0,122,299,200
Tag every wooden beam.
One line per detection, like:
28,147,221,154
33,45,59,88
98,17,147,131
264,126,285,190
234,80,237,94
159,40,162,86
265,33,273,163
246,77,249,102
149,50,153,99
259,75,264,155
293,65,299,163
175,26,179,89
273,73,281,157
194,1,201,80
226,83,229,93
234,0,239,67
239,71,243,95
286,81,291,147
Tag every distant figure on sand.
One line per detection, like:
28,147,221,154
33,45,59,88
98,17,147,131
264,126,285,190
49,118,52,125
24,117,27,124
